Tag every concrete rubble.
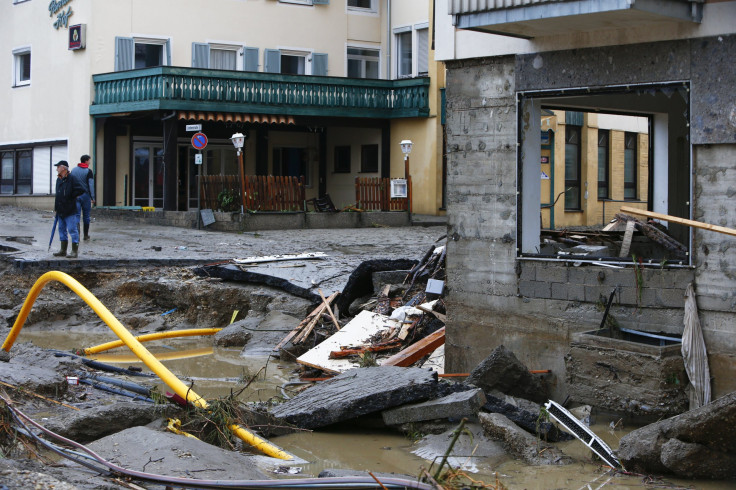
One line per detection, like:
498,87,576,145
466,345,549,404
617,391,736,479
382,387,486,426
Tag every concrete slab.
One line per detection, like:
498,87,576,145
269,366,438,429
87,425,271,481
382,388,486,426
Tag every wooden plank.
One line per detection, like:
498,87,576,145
382,327,445,367
318,288,341,330
415,304,447,323
619,220,636,257
620,206,736,238
296,310,399,373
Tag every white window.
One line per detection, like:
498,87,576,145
13,47,31,87
347,46,380,79
393,24,429,79
395,28,412,78
348,0,377,13
115,37,170,71
265,49,328,76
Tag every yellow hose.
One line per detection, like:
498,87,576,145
2,271,292,460
83,328,222,355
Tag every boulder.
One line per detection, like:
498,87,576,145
482,390,573,442
617,391,736,479
479,412,573,466
87,425,270,481
269,366,438,429
466,345,548,403
43,401,178,443
214,315,257,347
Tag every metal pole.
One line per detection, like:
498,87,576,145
197,173,201,230
238,149,246,214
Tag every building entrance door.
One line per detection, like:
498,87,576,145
133,144,164,208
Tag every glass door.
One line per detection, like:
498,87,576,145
133,144,164,208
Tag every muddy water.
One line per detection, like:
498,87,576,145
17,330,733,489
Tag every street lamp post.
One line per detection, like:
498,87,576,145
400,140,413,216
230,132,247,214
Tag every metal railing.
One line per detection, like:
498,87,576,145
91,67,430,118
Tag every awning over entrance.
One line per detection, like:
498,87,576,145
177,112,296,125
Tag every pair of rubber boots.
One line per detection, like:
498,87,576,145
53,241,78,258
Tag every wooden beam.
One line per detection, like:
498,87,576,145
382,327,445,367
620,206,736,238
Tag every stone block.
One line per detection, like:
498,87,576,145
382,388,486,425
518,280,536,297
566,283,586,302
534,264,568,284
657,288,687,309
550,283,568,300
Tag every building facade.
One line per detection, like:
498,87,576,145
2,0,447,216
436,0,736,407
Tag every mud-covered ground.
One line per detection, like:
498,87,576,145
0,205,446,488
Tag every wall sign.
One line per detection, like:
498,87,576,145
68,24,86,50
49,0,73,30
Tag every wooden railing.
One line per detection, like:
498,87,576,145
355,177,410,212
91,67,430,119
200,175,305,212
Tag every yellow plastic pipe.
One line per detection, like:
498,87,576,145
83,328,222,355
2,271,292,460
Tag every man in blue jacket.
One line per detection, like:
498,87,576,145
71,154,95,240
53,161,86,258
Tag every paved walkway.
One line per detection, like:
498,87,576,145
0,205,446,275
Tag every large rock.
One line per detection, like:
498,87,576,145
479,412,573,466
617,391,736,479
466,345,548,403
43,401,178,443
482,390,573,442
382,388,486,425
214,314,259,347
269,366,438,429
87,425,270,481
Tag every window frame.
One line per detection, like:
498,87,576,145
624,132,637,200
12,46,31,87
209,43,244,71
346,44,380,79
393,23,429,79
334,145,351,173
360,144,379,173
564,125,582,211
0,148,33,195
133,37,170,69
394,27,412,79
597,129,610,200
347,0,378,14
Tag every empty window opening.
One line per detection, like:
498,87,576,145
519,83,691,265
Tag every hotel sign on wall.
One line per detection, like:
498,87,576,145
49,0,73,29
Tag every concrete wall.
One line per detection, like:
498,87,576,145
444,35,736,403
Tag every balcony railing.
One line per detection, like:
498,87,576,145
91,67,430,118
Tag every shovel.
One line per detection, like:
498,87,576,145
48,214,58,251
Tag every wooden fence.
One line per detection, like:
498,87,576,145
200,175,305,212
355,177,410,212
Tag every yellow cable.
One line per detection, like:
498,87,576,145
83,328,222,355
2,271,292,460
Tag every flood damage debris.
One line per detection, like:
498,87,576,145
482,390,573,443
617,390,736,479
544,400,621,469
466,345,548,404
382,388,486,426
269,366,439,430
193,262,322,302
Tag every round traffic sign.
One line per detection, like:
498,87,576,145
191,132,208,150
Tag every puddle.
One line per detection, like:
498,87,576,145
14,330,735,489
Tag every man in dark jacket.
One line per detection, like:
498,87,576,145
71,154,95,240
53,160,86,258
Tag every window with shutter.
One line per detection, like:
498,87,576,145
417,28,429,76
264,49,281,73
312,53,328,76
114,37,134,71
192,43,210,68
244,47,259,72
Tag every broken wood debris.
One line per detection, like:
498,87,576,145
274,292,339,351
614,213,687,258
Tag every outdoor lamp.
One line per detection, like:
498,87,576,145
231,132,246,153
400,139,413,158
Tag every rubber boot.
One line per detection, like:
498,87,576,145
83,223,90,240
67,242,79,259
53,241,68,257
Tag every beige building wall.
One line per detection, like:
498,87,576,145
5,0,445,214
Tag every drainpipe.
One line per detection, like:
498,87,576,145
386,0,391,80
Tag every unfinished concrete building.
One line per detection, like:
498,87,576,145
435,0,736,416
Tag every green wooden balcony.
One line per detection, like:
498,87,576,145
90,67,430,118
